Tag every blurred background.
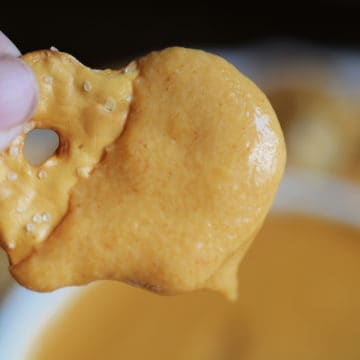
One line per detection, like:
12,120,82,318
3,11,360,66
1,11,360,359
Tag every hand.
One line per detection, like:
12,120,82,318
0,31,38,151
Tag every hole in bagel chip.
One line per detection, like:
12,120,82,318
24,129,60,166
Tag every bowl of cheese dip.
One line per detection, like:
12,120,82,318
0,169,359,360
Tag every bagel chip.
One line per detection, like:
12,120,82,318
0,47,285,299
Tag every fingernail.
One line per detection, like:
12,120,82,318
0,56,38,130
0,31,21,57
0,124,24,151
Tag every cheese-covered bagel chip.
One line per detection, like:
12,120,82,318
0,50,137,264
2,47,285,299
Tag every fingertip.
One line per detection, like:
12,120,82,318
0,56,38,130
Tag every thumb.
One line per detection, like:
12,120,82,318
0,55,38,150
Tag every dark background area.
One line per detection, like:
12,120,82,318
3,11,360,67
